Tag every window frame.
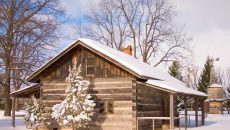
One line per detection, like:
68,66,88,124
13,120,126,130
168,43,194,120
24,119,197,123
98,100,114,114
86,52,96,77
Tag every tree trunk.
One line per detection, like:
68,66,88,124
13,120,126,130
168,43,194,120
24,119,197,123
3,92,11,116
3,0,15,116
3,58,12,116
3,74,11,116
142,54,147,63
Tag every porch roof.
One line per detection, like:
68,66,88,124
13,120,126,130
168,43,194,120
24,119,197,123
146,79,207,97
10,83,41,98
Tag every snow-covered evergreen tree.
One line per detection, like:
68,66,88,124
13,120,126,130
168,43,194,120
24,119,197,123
24,96,47,128
51,64,95,129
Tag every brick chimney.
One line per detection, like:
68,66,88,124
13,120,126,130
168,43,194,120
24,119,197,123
122,45,132,55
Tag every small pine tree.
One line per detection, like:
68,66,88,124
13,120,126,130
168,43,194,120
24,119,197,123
197,57,213,93
168,61,184,111
51,64,95,130
168,61,183,81
24,96,47,129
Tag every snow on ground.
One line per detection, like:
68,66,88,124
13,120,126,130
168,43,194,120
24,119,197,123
177,111,230,130
1,110,230,130
0,110,26,130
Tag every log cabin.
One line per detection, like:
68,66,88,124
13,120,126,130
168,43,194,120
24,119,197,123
11,39,207,130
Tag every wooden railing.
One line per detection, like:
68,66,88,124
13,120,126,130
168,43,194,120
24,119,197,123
136,116,185,130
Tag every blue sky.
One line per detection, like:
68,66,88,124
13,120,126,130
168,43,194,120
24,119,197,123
59,0,230,70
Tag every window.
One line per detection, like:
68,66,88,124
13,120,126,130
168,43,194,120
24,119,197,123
98,101,114,114
108,101,114,113
99,102,105,113
86,52,96,76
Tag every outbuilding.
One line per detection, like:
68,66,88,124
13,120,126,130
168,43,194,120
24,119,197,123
207,84,225,114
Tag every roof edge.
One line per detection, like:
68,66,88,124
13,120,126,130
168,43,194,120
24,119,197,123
26,40,79,82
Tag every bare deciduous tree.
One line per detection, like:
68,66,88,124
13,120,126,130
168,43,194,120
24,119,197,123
218,68,230,98
183,65,199,89
77,0,191,66
84,0,130,50
0,0,63,116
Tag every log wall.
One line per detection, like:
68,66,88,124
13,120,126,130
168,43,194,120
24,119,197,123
208,87,224,99
37,45,133,83
136,82,170,130
41,77,135,130
209,102,223,114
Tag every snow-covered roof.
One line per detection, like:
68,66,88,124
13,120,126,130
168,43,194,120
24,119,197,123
27,38,180,81
26,38,206,97
80,39,184,82
10,83,40,96
205,98,229,102
208,84,223,88
146,79,207,97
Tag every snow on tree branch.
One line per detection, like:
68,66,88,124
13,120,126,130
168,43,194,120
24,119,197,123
51,64,95,129
24,96,47,129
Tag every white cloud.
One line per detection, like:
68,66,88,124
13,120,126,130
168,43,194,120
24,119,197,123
59,0,100,18
173,0,230,69
174,0,230,34
193,29,230,69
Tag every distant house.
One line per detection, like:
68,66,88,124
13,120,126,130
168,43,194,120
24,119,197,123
11,39,207,130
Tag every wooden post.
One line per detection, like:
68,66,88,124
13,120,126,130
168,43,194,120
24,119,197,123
228,101,230,114
201,99,205,126
132,80,137,130
12,96,15,127
170,93,174,130
221,102,224,115
152,119,155,130
195,98,198,127
184,96,188,129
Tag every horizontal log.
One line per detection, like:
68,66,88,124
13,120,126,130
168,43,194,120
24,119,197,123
113,101,132,108
44,101,62,107
93,77,133,82
42,84,68,89
43,89,65,94
43,88,65,92
89,88,132,94
91,83,132,89
43,87,132,94
137,111,161,117
93,114,132,122
137,104,161,111
113,107,132,115
43,93,133,101
92,93,132,100
137,98,162,104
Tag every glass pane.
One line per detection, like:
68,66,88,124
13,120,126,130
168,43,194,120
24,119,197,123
87,67,94,75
